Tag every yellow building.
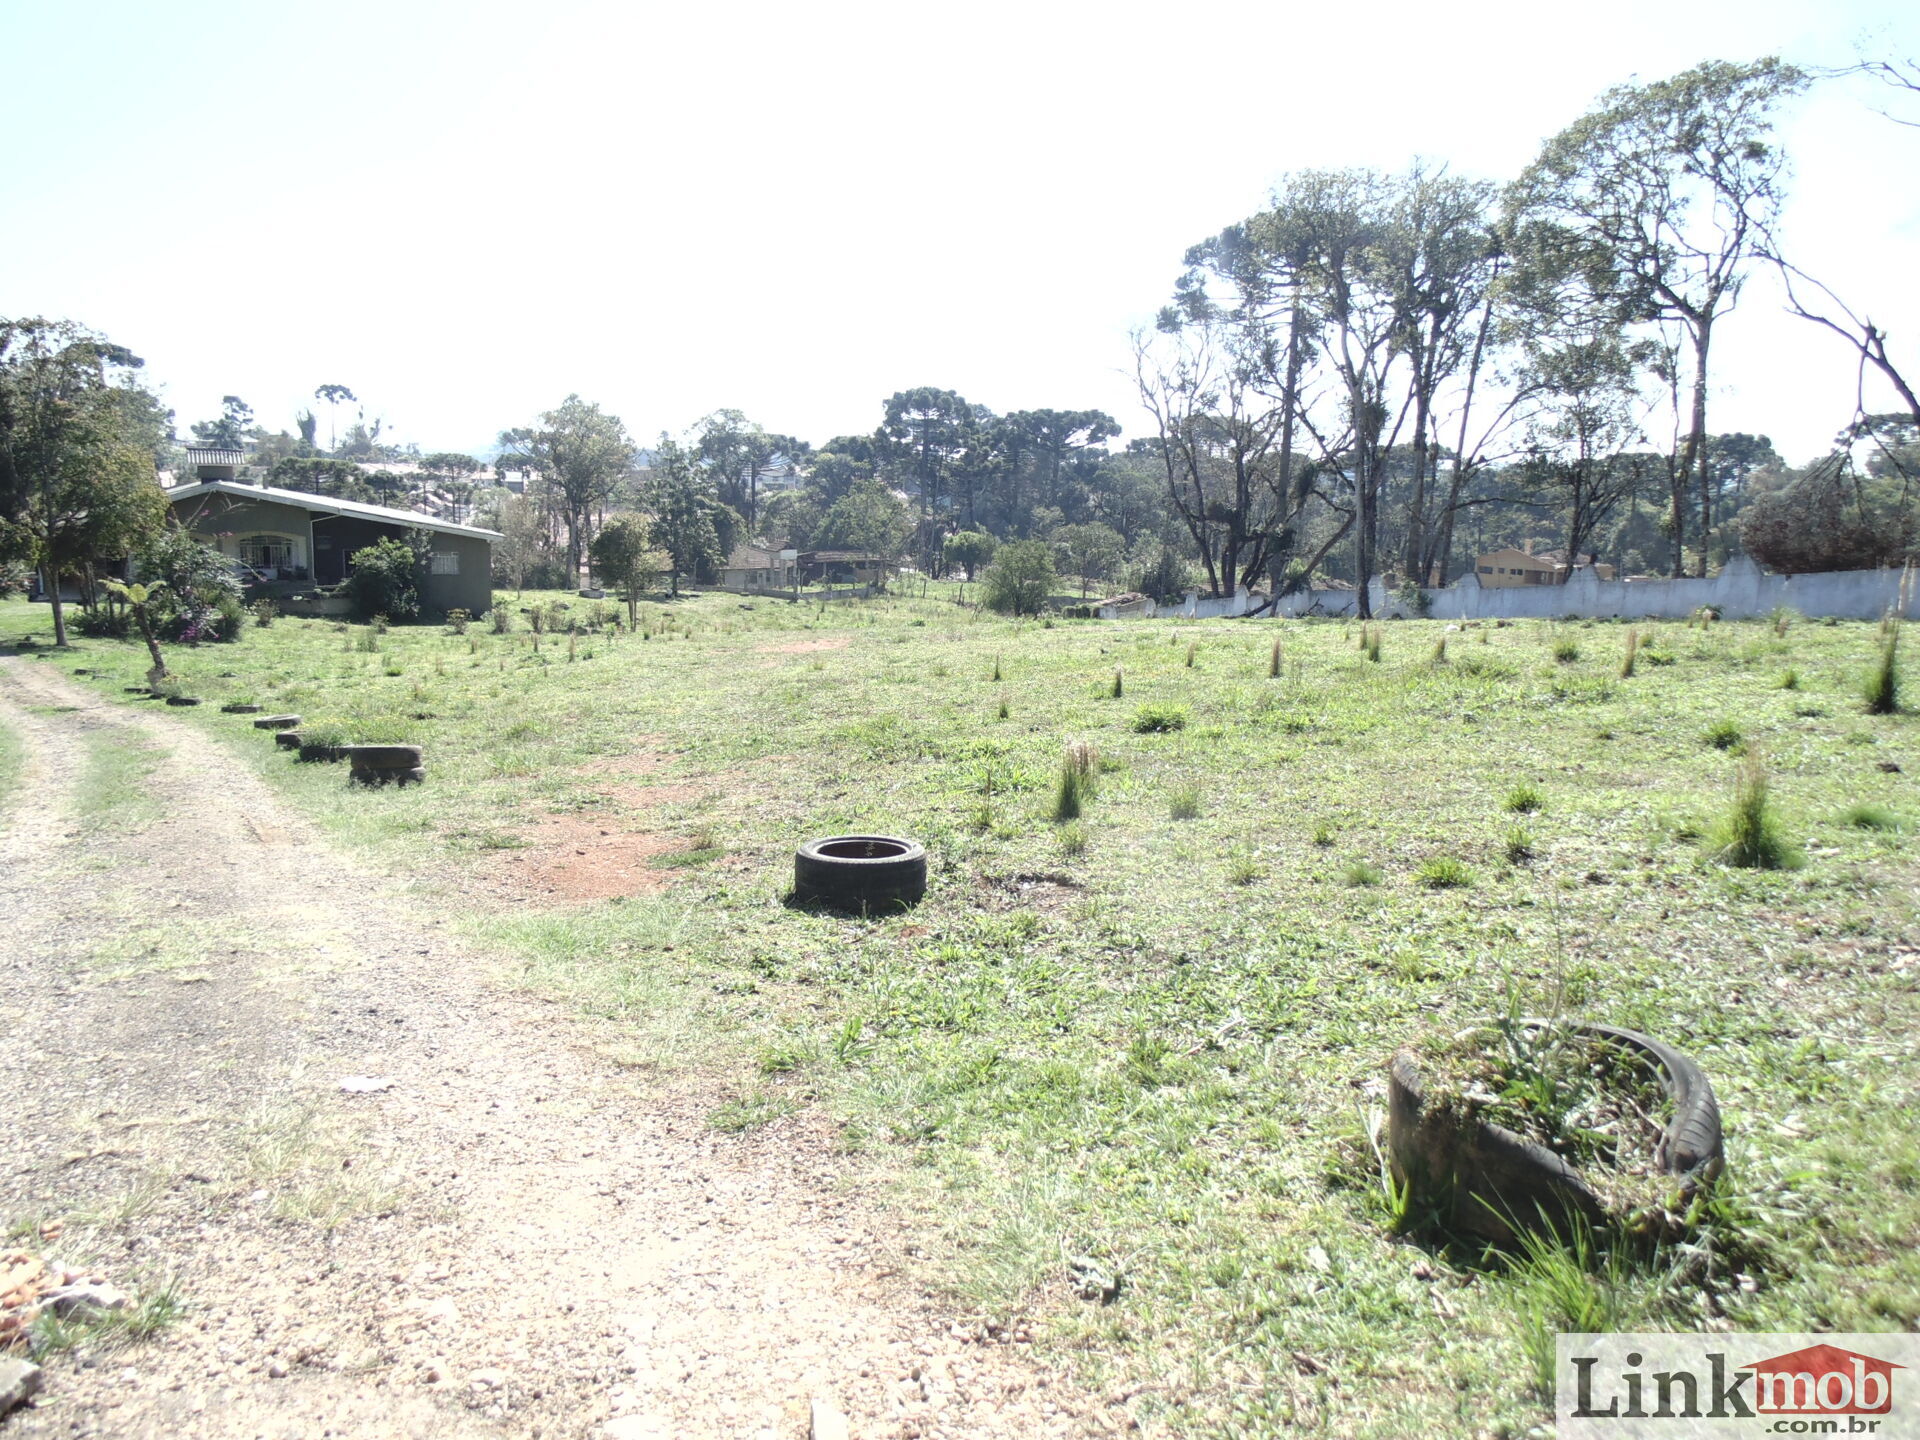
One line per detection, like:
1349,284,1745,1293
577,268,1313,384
1473,546,1616,587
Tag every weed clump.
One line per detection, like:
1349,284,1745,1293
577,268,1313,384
1131,703,1187,733
1504,783,1544,814
1363,626,1382,663
1842,802,1903,831
1058,820,1088,857
1711,750,1800,870
1168,783,1203,821
1227,850,1258,885
1778,667,1801,691
1416,856,1473,889
1343,860,1383,887
1504,825,1535,864
1620,630,1638,678
1311,820,1336,847
1553,638,1580,664
1704,719,1743,752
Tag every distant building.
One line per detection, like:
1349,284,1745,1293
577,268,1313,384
1473,544,1615,587
719,541,799,594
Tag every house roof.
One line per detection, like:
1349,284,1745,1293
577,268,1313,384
166,479,502,542
802,549,890,563
184,446,245,465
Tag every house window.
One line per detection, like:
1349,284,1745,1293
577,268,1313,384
1478,566,1493,574
237,534,295,572
430,550,460,575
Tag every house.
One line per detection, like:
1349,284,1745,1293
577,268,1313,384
1473,544,1617,587
798,550,893,586
165,479,499,616
719,541,800,594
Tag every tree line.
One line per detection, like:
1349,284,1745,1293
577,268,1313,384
5,58,1915,624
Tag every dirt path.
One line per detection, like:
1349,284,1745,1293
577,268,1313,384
0,659,1122,1439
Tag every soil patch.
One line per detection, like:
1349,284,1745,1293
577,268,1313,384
497,811,682,901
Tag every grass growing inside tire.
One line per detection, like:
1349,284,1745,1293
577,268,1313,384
8,597,1920,1440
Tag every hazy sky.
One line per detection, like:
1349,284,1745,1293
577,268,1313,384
2,0,1914,464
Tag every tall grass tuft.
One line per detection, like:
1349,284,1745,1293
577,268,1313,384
1865,631,1899,715
1712,749,1800,869
1052,762,1085,823
1620,629,1638,678
1168,783,1203,820
1185,640,1197,668
1431,632,1448,663
997,695,1009,720
992,653,1002,682
1704,718,1743,752
1552,638,1580,664
1778,667,1801,691
1269,637,1283,678
1364,626,1382,663
1058,820,1088,857
1111,666,1123,698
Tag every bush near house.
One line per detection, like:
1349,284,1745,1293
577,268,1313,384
343,537,422,622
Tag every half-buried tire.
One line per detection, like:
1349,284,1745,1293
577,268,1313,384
793,835,926,911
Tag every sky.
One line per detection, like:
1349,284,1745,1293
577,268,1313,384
1,0,1915,466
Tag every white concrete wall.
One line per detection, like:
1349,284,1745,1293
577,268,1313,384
1370,557,1915,624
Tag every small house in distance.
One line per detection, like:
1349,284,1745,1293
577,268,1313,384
165,479,499,615
1473,545,1616,587
719,541,800,594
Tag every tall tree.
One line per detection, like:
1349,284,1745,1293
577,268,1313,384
314,383,356,452
1512,58,1806,575
877,387,972,567
500,396,635,583
0,318,170,646
190,395,254,449
642,437,722,595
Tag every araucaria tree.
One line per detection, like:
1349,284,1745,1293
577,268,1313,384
642,437,725,595
0,317,170,646
500,396,636,585
1511,58,1806,576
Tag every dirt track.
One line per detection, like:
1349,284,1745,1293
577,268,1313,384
0,657,1118,1439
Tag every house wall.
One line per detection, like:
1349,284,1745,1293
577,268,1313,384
170,494,316,576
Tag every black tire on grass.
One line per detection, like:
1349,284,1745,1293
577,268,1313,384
1386,1018,1723,1246
793,835,926,911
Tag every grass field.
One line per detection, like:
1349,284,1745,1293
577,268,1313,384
4,590,1917,1437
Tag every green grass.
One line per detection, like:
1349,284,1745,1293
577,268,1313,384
75,730,166,831
8,595,1919,1438
0,715,21,810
